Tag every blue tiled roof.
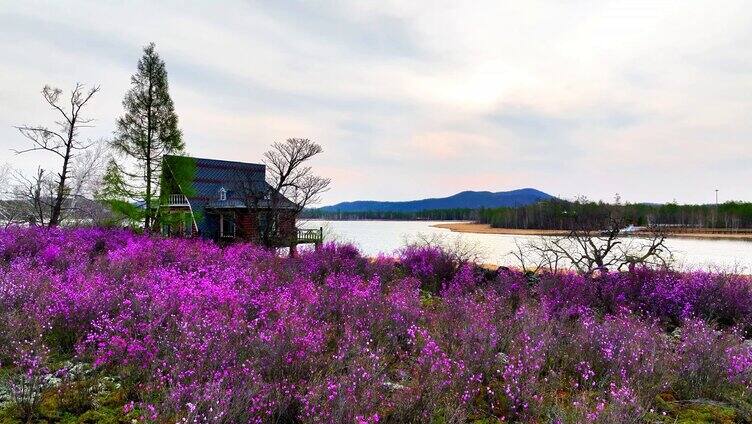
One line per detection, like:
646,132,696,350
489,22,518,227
192,157,266,197
163,155,297,235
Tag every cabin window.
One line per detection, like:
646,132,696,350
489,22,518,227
220,213,235,238
219,187,227,201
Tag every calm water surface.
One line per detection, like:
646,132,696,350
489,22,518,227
303,220,752,272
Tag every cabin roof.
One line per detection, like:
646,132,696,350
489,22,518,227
163,155,297,211
192,156,266,200
193,157,266,177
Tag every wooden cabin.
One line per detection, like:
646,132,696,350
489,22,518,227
159,155,322,250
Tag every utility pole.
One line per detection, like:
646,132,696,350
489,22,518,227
715,189,719,229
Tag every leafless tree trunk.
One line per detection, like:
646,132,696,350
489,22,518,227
511,217,672,275
4,145,108,228
14,84,100,227
243,138,330,246
11,168,57,227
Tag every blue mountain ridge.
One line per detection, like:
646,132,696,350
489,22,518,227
317,188,553,213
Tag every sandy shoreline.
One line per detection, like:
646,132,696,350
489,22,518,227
432,222,752,241
432,222,571,236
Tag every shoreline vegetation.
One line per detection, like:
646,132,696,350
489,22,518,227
433,222,752,241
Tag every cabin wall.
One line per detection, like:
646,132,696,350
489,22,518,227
236,212,259,242
185,207,298,245
277,210,297,241
236,209,297,243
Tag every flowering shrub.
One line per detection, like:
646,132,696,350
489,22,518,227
1,227,751,422
399,244,461,294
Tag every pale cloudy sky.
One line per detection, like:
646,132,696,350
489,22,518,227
1,1,751,205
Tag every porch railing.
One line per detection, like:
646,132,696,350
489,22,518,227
296,227,324,244
165,194,189,206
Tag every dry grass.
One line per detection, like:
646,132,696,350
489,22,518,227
431,222,570,236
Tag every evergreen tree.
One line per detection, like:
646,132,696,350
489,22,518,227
109,42,183,231
97,158,143,228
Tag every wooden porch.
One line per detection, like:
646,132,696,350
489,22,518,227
295,227,324,245
159,194,198,237
284,227,324,257
165,194,190,207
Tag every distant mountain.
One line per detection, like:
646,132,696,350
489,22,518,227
318,188,553,213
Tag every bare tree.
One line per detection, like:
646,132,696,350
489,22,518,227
11,168,57,227
2,143,108,228
14,83,100,227
264,138,331,214
512,218,672,275
405,232,486,264
509,238,566,275
69,142,107,199
64,141,110,223
0,165,28,228
240,138,330,246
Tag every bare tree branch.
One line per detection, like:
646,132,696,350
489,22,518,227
13,83,100,227
236,138,330,246
512,216,673,275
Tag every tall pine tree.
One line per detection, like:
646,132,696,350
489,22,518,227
109,42,184,231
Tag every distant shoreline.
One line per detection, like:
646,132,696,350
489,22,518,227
431,222,571,236
432,222,752,241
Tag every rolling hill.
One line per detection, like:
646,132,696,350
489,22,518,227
317,188,552,213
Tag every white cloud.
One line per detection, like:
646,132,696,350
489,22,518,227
0,1,750,204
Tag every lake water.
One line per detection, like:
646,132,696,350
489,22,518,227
303,220,752,273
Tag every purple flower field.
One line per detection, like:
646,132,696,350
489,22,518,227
1,227,752,423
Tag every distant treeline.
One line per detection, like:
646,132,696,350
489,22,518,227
301,208,479,221
305,199,752,229
478,199,752,230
